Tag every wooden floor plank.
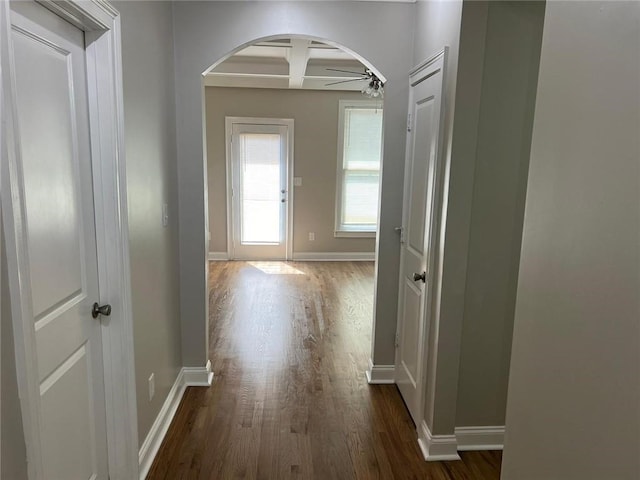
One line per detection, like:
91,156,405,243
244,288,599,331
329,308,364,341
147,261,502,479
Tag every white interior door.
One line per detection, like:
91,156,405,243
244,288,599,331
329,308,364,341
7,2,108,478
228,120,292,260
395,56,446,425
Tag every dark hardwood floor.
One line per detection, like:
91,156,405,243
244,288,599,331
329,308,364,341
146,261,501,479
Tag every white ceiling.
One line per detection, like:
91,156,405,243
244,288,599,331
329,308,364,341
204,38,370,91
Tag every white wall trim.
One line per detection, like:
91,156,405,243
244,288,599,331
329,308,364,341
455,426,504,451
409,48,447,78
417,420,460,462
183,359,214,386
138,361,214,479
208,251,229,261
292,252,375,261
138,370,187,480
365,358,395,384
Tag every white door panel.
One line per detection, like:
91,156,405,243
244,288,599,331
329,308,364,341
9,2,108,478
228,120,292,260
395,56,445,426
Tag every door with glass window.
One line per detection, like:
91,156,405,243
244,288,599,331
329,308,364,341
228,120,292,259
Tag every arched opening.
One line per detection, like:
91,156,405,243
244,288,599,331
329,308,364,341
201,34,387,387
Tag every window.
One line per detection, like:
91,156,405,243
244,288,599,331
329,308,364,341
335,100,383,237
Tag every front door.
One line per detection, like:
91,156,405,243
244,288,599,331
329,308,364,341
7,2,108,478
228,120,292,260
395,55,446,425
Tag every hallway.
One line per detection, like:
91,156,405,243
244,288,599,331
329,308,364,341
147,261,501,479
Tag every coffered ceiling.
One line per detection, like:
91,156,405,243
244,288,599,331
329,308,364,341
204,38,370,91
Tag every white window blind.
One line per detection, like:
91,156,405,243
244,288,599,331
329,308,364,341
336,102,383,235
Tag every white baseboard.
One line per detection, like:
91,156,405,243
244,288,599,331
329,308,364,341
138,361,213,479
417,420,461,461
138,370,186,480
292,252,375,261
455,426,504,451
209,252,374,261
183,359,214,386
365,358,395,384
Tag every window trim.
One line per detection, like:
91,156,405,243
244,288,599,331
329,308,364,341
334,99,383,237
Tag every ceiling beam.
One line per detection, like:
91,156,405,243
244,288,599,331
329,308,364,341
287,39,311,89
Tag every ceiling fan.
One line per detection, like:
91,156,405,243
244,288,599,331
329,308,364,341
325,68,384,98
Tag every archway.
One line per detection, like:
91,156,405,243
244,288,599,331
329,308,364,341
170,1,414,390
201,34,387,375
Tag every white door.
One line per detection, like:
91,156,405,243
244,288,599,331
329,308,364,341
395,55,446,425
8,2,108,478
228,120,292,260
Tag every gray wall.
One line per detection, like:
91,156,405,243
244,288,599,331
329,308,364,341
206,87,376,255
1,228,28,480
455,1,545,428
172,1,414,368
116,1,183,445
502,2,640,478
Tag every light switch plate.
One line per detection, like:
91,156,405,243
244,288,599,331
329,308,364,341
294,177,302,187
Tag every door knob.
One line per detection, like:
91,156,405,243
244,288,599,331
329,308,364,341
92,302,112,318
413,272,426,283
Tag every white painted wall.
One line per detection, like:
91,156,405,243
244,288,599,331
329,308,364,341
171,1,414,368
502,2,640,478
114,0,183,446
206,87,376,256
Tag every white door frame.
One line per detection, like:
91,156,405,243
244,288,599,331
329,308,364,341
0,1,139,478
395,48,448,450
224,116,294,260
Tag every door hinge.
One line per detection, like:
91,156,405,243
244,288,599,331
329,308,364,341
407,113,412,132
394,226,405,244
395,332,400,348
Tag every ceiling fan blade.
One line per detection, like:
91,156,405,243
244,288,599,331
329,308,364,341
325,78,366,86
325,68,367,76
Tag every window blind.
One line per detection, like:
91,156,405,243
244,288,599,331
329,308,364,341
341,107,383,228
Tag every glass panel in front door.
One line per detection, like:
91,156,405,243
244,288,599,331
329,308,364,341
239,133,283,244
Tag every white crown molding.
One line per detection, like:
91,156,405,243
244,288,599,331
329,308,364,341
292,252,375,261
455,426,504,451
418,421,461,461
365,358,395,384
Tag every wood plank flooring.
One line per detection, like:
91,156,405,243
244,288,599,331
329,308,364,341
146,261,501,479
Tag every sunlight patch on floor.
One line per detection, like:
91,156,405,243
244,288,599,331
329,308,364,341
248,261,305,275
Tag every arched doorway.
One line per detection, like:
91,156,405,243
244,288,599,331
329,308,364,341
171,1,414,396
202,34,387,374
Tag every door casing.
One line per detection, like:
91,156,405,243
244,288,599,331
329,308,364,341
0,1,139,478
395,48,449,454
224,116,294,260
